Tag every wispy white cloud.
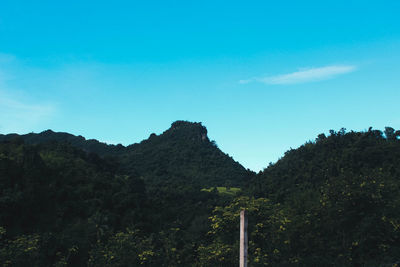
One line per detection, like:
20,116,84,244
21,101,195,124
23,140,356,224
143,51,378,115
0,91,55,134
240,65,357,85
0,54,55,133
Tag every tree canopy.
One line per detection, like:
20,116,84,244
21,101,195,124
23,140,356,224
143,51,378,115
1,123,400,266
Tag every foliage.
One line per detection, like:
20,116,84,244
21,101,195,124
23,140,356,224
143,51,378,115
1,124,400,266
201,187,241,196
245,127,400,266
197,196,293,266
88,229,159,267
0,227,41,267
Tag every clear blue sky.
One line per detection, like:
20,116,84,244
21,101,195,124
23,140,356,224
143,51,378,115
1,0,399,171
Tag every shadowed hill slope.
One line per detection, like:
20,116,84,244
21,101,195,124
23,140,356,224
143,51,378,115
0,130,126,157
0,121,253,188
247,127,400,201
122,121,252,188
228,127,400,266
1,125,400,266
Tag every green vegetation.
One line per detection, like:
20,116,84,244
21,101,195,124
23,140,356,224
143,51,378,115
1,123,400,266
201,187,241,196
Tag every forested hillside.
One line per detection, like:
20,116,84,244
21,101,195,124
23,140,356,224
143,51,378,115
0,130,126,157
202,127,400,266
0,121,251,266
0,121,252,189
1,123,400,266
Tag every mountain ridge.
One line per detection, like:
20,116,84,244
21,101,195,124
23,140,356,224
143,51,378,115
1,125,400,266
0,120,253,188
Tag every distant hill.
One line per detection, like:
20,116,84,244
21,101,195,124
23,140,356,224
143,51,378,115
2,124,400,266
0,121,253,189
0,129,126,157
247,127,400,201
0,121,250,266
237,127,400,266
121,121,253,188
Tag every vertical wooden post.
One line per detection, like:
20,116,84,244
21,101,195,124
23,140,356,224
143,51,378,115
240,209,248,267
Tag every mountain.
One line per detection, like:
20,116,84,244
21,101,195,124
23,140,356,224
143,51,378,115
0,121,253,189
247,127,400,201
0,129,126,157
0,139,149,266
0,121,250,266
200,127,400,266
122,121,253,188
2,124,400,266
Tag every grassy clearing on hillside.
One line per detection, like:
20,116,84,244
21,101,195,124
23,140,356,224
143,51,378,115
201,187,241,196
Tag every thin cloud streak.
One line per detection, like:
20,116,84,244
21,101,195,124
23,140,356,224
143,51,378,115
0,91,55,133
0,55,55,133
240,65,357,85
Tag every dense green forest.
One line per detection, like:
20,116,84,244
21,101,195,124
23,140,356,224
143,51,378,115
1,122,400,266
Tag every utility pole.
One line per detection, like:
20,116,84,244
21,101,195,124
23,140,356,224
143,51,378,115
240,209,248,267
